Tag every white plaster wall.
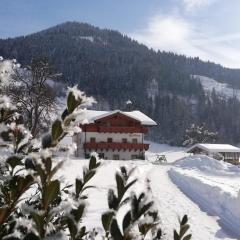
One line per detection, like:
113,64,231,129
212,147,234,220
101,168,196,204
85,149,144,160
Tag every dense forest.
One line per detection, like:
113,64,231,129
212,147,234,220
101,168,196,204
1,22,240,145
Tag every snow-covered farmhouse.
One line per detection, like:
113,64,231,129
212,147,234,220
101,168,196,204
187,143,240,164
73,110,157,160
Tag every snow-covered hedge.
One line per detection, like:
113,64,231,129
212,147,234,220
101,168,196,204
169,166,240,236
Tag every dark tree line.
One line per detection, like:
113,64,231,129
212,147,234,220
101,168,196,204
1,22,240,144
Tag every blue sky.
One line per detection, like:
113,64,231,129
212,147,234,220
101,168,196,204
0,0,240,68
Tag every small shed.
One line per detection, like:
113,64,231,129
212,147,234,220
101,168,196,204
186,144,240,165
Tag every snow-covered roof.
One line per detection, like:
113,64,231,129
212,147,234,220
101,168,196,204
187,144,240,153
77,109,157,126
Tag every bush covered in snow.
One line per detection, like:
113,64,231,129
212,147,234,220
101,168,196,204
0,86,102,239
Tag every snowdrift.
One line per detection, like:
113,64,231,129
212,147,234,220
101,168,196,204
169,156,240,236
174,155,240,176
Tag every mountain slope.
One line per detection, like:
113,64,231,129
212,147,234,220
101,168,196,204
1,22,240,144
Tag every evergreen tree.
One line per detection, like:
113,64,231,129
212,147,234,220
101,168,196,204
183,124,218,147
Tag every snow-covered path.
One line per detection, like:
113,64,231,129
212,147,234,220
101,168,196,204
147,164,235,240
60,142,240,239
62,160,236,239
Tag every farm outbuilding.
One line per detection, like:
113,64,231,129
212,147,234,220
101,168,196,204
186,143,240,165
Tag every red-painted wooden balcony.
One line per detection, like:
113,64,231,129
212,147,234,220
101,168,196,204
84,142,150,151
81,125,148,134
98,126,148,134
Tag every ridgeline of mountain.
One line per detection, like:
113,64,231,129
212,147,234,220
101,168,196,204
1,21,240,144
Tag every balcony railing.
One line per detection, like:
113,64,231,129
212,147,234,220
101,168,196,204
81,125,148,134
84,142,149,151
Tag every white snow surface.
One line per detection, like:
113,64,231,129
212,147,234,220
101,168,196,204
0,59,20,87
175,155,240,175
59,142,240,239
78,36,94,42
192,75,240,100
170,155,240,238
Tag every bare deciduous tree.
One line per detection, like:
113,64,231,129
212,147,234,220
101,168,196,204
5,58,61,137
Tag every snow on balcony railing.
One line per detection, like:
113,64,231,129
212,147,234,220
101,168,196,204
84,142,149,151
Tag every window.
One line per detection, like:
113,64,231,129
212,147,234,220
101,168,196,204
90,137,96,143
113,154,119,160
132,138,138,143
107,138,113,143
99,153,104,159
122,138,127,143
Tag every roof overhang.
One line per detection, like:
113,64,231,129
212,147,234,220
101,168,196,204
79,109,157,126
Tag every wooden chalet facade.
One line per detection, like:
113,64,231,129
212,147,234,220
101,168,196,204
73,110,157,160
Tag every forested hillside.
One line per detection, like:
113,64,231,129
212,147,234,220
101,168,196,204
1,22,240,144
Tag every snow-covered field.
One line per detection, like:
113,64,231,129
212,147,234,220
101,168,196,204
60,143,240,239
